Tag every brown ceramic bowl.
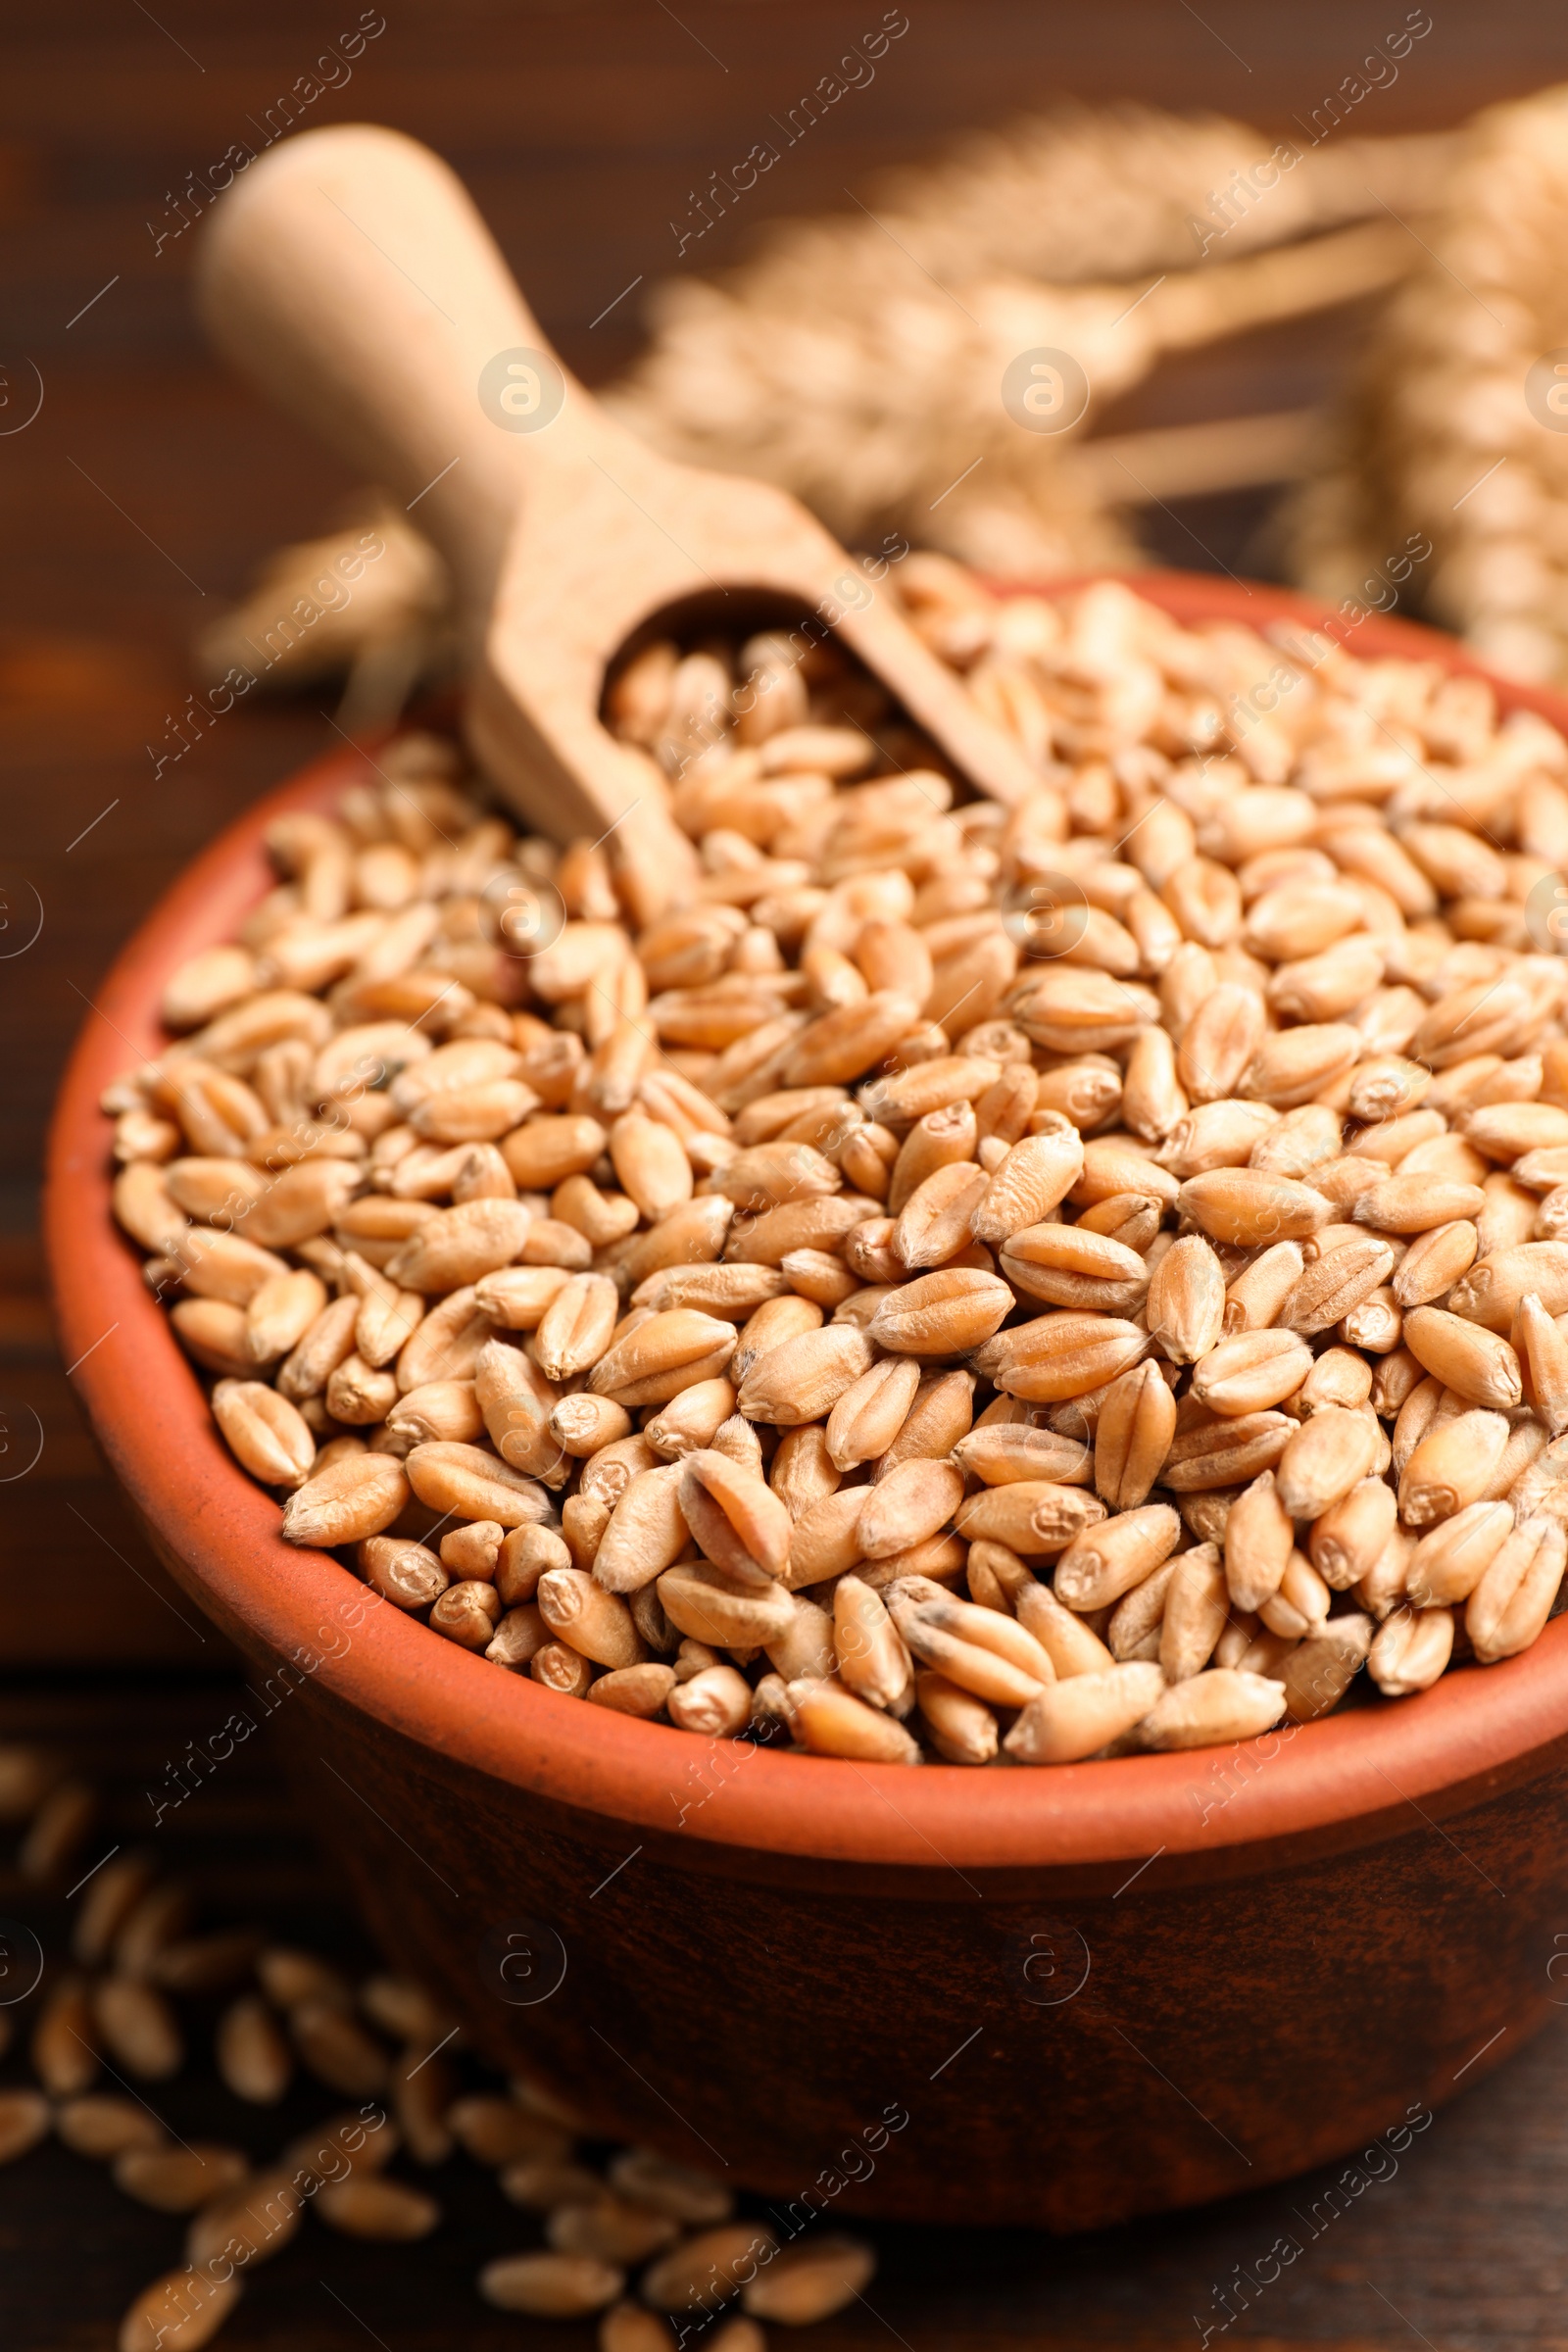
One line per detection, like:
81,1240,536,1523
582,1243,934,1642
46,574,1568,2231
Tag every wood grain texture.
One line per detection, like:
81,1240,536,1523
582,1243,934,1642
3,1682,1568,2347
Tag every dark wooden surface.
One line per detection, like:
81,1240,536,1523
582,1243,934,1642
7,4,1568,2341
6,1678,1568,2352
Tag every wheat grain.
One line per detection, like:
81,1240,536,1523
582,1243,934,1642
102,570,1568,1777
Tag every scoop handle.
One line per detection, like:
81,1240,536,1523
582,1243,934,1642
197,123,603,613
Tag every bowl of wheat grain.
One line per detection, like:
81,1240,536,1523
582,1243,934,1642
46,564,1568,2232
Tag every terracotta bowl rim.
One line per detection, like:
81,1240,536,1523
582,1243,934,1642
44,567,1568,1875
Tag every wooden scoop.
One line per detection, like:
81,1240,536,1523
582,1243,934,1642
197,124,1039,884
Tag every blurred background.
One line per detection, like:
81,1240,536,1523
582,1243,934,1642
8,4,1568,2343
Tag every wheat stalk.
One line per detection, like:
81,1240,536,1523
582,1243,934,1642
1286,83,1568,685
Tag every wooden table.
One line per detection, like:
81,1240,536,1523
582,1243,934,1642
4,1678,1568,2352
5,5,1568,2341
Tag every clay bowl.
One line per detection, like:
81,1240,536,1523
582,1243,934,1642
46,572,1568,2232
